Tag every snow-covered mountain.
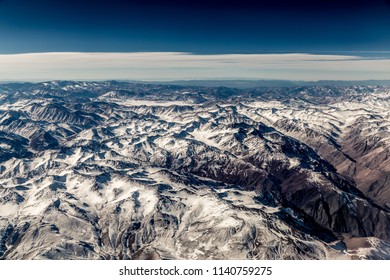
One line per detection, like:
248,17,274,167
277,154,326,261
1,81,390,259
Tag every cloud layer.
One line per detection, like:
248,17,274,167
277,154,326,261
0,52,389,81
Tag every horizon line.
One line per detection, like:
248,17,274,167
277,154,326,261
1,52,390,81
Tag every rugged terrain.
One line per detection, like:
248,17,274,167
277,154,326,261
1,81,390,259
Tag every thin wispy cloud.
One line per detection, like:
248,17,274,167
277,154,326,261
0,52,389,81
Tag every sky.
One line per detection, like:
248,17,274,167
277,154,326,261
0,0,390,81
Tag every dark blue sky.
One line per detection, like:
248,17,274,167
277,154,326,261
1,0,390,54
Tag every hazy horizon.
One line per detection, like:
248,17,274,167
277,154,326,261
1,52,390,82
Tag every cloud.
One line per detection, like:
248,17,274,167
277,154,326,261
0,52,389,81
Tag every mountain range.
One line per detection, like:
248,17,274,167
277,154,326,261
1,81,390,259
